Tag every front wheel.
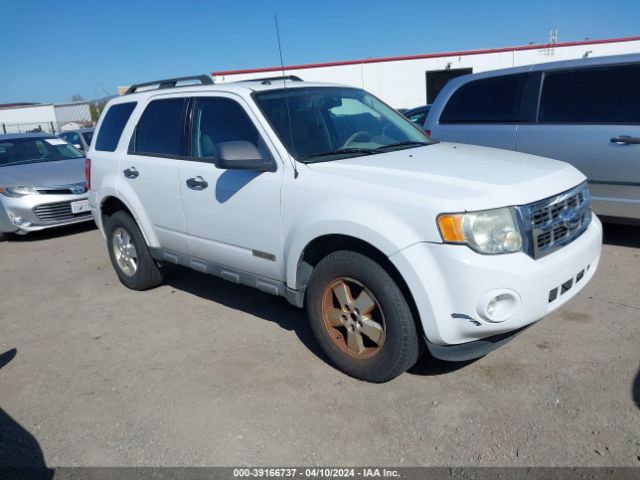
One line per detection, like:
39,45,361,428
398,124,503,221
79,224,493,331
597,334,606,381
306,251,420,382
105,211,164,290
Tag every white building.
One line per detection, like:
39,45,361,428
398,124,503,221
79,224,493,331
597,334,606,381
212,35,640,109
0,101,92,135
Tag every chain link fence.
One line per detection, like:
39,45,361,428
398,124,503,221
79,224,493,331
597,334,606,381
1,121,94,135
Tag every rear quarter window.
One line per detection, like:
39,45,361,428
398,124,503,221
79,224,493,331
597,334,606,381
95,102,137,152
538,64,640,124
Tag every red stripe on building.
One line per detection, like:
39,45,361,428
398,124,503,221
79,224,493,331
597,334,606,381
212,35,640,77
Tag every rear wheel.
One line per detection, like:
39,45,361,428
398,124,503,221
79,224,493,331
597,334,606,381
105,211,164,290
306,250,420,382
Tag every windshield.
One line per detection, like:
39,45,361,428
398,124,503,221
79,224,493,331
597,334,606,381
0,137,84,167
82,131,93,145
254,87,434,163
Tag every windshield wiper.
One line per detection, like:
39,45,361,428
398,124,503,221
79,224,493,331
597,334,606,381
0,156,82,167
299,148,378,163
0,160,34,167
299,142,431,163
375,141,430,151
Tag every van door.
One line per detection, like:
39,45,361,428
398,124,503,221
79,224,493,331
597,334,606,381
428,73,529,150
119,97,190,252
515,64,640,220
179,94,284,280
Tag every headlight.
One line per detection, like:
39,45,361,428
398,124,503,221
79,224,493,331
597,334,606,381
438,207,523,254
0,186,39,198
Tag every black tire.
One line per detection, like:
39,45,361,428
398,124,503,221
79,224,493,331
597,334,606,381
105,211,164,290
306,250,420,382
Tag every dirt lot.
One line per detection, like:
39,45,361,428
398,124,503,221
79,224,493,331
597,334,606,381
1,222,639,467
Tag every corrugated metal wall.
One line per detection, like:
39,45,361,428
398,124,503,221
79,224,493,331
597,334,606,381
54,102,91,125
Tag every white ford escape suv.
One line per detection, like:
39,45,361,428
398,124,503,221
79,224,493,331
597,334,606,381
88,75,602,382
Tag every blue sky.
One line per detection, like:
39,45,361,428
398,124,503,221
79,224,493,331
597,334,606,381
2,0,639,103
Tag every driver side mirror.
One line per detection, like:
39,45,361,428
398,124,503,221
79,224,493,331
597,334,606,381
214,141,274,172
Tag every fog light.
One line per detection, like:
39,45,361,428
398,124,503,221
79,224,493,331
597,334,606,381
486,297,498,316
477,289,521,323
8,212,22,225
8,212,31,228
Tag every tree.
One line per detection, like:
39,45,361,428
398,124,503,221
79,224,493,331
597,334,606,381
71,94,85,102
90,100,108,122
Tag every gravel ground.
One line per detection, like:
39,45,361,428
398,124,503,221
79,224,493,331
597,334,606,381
0,222,639,467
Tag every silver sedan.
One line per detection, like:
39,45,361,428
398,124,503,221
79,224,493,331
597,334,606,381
0,133,93,241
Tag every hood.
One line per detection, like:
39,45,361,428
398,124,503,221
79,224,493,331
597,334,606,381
306,142,586,211
0,157,86,187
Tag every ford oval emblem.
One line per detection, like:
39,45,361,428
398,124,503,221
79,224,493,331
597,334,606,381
559,208,581,229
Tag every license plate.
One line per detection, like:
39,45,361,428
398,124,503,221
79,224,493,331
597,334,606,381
71,199,90,214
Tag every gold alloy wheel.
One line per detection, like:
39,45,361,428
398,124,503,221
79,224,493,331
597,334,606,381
321,277,386,359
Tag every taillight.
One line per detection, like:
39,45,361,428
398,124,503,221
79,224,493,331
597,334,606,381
425,129,432,136
85,158,92,191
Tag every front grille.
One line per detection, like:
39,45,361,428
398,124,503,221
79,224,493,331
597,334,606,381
521,182,592,259
33,200,91,223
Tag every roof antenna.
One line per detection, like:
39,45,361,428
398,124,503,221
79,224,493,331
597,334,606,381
275,14,298,179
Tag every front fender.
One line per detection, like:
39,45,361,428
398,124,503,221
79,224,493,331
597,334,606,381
284,199,422,290
0,202,16,234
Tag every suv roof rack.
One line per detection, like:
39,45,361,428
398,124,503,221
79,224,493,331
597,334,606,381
236,75,303,85
124,75,213,95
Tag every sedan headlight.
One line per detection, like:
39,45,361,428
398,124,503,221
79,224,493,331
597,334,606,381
437,207,523,254
0,186,39,198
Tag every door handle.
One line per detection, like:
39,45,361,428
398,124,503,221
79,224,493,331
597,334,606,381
610,135,640,145
123,167,139,179
186,176,208,190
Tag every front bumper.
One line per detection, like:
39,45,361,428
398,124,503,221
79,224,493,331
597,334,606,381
390,214,602,347
0,193,94,234
426,325,531,362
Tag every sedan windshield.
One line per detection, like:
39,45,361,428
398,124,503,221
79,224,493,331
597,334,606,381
254,87,434,163
0,137,84,167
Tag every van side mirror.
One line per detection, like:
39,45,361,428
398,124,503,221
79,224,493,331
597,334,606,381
215,141,272,171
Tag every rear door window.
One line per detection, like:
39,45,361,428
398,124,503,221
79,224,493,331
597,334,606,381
131,98,187,157
95,102,137,152
538,64,640,123
440,73,528,123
